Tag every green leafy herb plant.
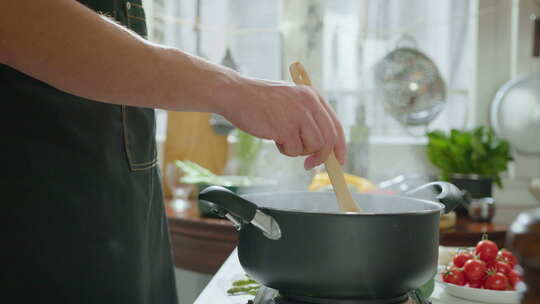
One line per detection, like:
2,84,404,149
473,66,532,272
426,127,513,187
175,160,260,187
234,130,262,176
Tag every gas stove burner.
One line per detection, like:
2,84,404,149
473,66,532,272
276,293,409,304
252,286,430,304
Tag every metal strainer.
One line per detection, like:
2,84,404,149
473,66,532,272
374,35,447,126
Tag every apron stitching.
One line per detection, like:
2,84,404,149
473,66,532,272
146,169,154,237
122,105,158,169
121,1,152,171
144,168,155,301
131,162,158,171
131,159,157,166
127,14,146,21
125,0,147,38
121,105,135,168
132,162,158,168
130,161,158,169
126,1,131,28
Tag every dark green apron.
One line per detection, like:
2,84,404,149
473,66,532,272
1,1,177,303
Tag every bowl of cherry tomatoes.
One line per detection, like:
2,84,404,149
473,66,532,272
436,236,523,304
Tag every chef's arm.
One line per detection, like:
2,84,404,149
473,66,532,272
0,0,229,113
0,0,346,170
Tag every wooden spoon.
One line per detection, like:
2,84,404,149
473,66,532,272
289,62,361,213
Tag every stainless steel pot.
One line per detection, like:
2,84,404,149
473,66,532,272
199,182,464,301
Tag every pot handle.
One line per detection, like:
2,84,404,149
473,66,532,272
407,181,465,213
198,186,282,240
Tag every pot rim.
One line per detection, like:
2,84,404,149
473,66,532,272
242,191,445,216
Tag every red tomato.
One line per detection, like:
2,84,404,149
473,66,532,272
453,252,474,268
507,270,521,288
463,259,487,281
476,240,499,262
467,280,484,289
498,249,518,268
486,260,498,271
484,272,509,290
442,268,466,286
492,261,513,276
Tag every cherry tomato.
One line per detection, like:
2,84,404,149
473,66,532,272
442,267,466,286
463,259,487,281
486,260,498,271
492,261,513,276
498,249,518,268
484,272,509,290
507,270,521,288
467,280,484,289
453,252,474,268
476,239,499,262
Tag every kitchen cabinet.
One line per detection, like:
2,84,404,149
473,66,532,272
162,111,229,197
440,216,508,248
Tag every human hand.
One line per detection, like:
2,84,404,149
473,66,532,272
220,77,346,170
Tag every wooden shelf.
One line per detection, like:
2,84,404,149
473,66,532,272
166,199,238,275
440,216,508,248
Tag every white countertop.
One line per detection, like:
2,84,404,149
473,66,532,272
194,248,488,304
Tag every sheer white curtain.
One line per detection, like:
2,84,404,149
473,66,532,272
322,0,472,140
148,0,475,182
149,0,472,141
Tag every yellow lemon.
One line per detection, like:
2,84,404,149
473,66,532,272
309,172,377,193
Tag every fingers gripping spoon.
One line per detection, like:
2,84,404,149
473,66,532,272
289,62,362,213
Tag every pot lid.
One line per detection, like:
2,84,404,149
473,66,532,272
490,73,540,155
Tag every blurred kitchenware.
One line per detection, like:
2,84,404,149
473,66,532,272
467,197,496,222
490,17,540,214
192,0,235,136
378,173,437,194
449,174,493,199
449,174,492,217
439,211,457,230
166,162,193,212
209,48,237,135
490,72,540,154
209,114,234,135
346,103,370,177
374,34,447,126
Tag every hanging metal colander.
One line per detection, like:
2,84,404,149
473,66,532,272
374,35,447,126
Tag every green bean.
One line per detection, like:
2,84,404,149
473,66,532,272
227,285,260,295
232,279,258,287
